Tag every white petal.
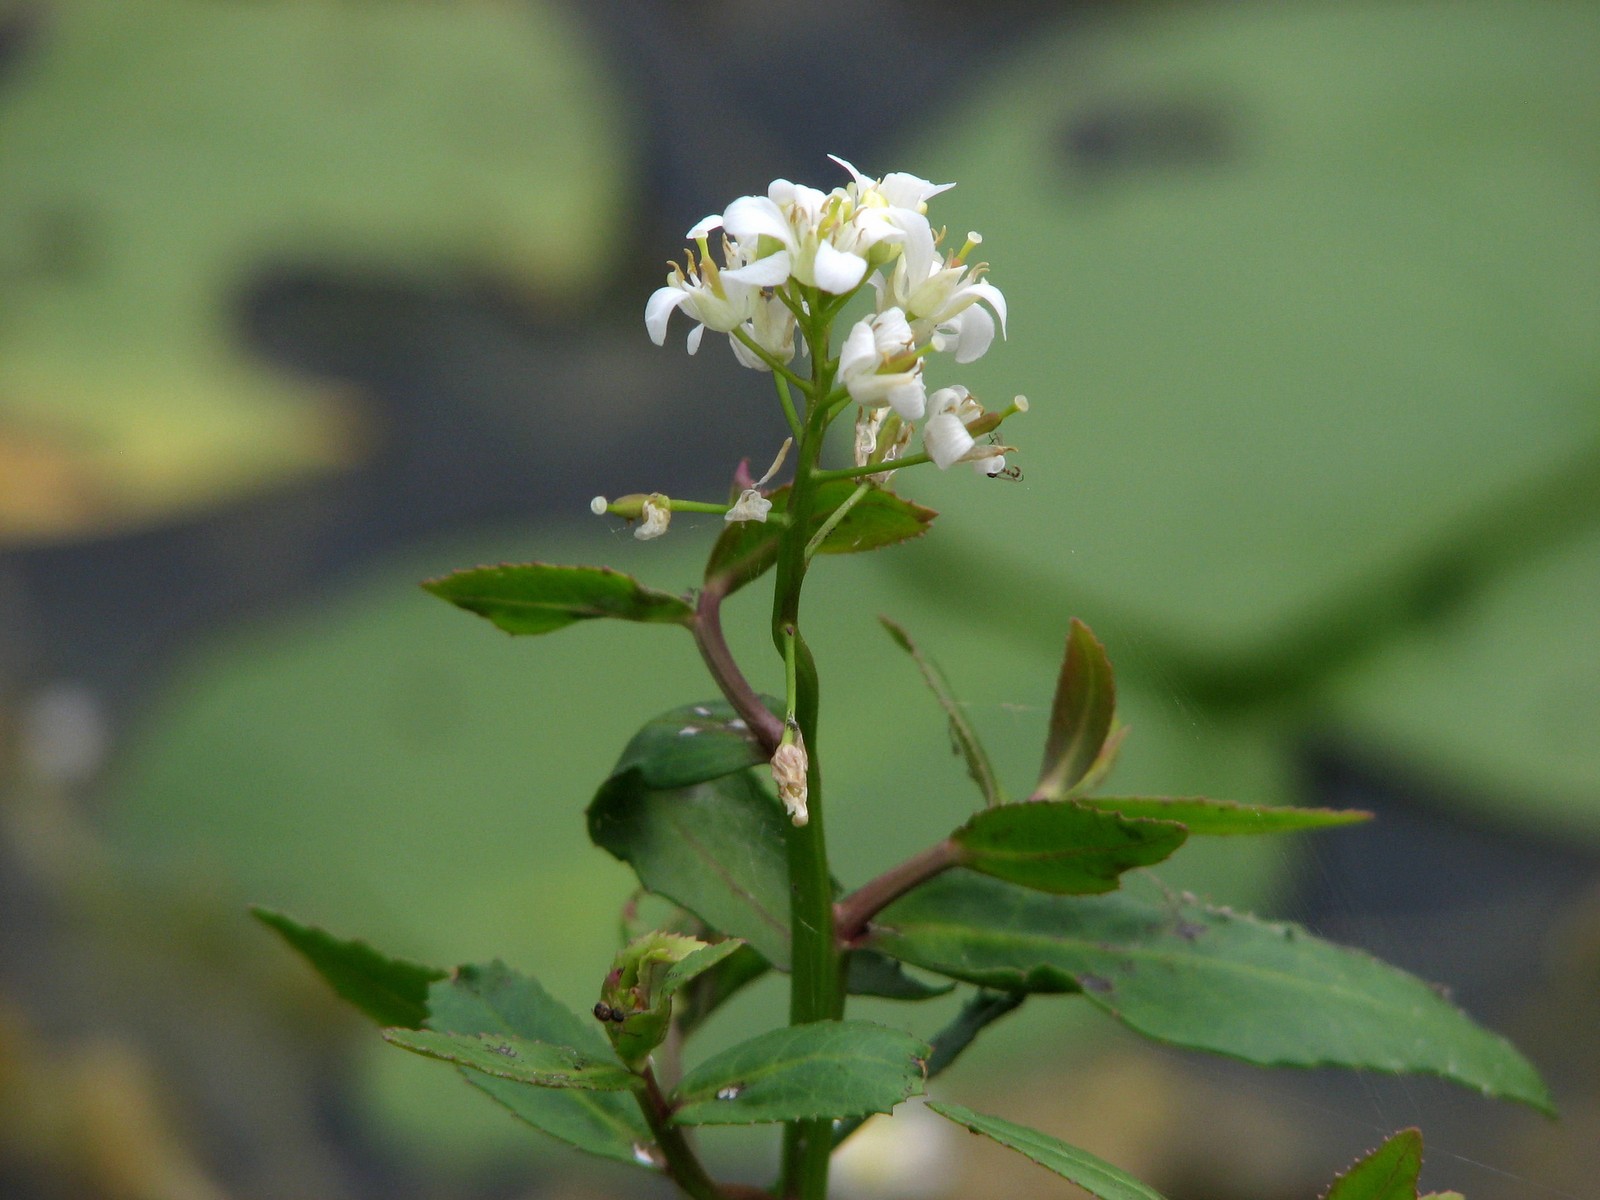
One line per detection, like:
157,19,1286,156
871,307,913,352
686,214,724,239
723,250,792,287
974,454,1006,476
728,331,770,372
893,211,938,288
724,195,794,250
949,304,996,364
838,318,878,380
827,154,869,187
686,323,705,354
645,286,689,346
925,385,967,417
879,171,954,209
965,280,1008,337
886,379,926,421
812,241,869,294
924,411,975,469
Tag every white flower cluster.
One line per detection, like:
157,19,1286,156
646,157,1016,477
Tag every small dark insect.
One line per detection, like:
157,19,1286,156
593,1002,618,1022
989,464,1023,482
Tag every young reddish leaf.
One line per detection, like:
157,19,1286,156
1035,620,1116,800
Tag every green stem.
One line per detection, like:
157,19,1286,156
691,582,784,754
666,498,741,516
803,481,871,561
774,375,805,442
731,325,811,395
812,451,934,483
636,1065,726,1200
833,839,963,945
772,315,843,1200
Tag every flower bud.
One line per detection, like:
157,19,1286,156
771,737,809,827
596,932,710,1067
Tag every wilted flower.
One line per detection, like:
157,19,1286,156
635,494,672,540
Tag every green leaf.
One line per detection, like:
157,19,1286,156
704,482,935,594
1080,796,1372,836
383,1029,640,1091
670,1021,928,1126
809,480,937,556
952,800,1187,894
251,907,443,1029
1035,620,1116,800
880,616,1002,805
870,873,1553,1113
426,962,651,1166
846,950,955,1001
422,563,692,636
674,943,770,1037
588,770,793,966
659,939,747,999
704,511,782,596
610,699,779,789
1323,1128,1423,1200
928,1102,1167,1200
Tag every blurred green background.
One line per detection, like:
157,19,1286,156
1,2,1596,1198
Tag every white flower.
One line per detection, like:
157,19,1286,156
645,226,788,355
827,155,951,279
728,290,797,372
635,494,671,540
770,738,809,826
724,191,868,295
922,386,1012,474
879,232,1007,364
838,308,926,419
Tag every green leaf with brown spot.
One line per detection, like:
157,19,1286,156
871,872,1552,1113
